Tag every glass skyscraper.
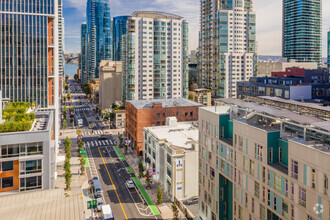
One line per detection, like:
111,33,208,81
85,0,112,80
81,23,87,83
113,16,131,61
328,31,330,69
282,0,322,64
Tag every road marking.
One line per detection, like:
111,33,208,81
91,142,94,147
105,140,109,145
102,140,105,145
109,140,113,145
99,141,102,146
98,148,128,220
134,186,144,203
83,111,91,129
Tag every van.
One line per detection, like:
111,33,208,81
91,177,102,198
101,205,114,220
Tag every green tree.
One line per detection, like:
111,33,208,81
67,91,71,100
64,158,71,172
65,75,69,82
171,202,179,220
66,151,72,160
71,121,74,128
64,137,71,153
74,74,79,82
64,169,72,190
78,140,84,154
145,170,152,189
110,113,115,125
65,85,69,91
157,187,163,205
80,156,85,175
138,159,144,178
118,135,124,148
63,119,67,128
63,96,67,103
63,106,67,118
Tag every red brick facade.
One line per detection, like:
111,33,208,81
125,101,202,156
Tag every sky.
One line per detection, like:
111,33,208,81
64,0,330,57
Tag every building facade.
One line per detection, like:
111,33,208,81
143,117,199,201
81,23,88,84
258,61,318,77
85,0,112,80
0,110,55,193
125,99,202,156
98,60,123,111
0,0,62,158
282,0,322,64
328,31,330,69
113,16,131,61
198,100,330,220
198,0,257,98
122,11,189,102
189,89,212,106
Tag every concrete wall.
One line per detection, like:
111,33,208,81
290,85,312,100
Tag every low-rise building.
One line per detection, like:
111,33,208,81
143,117,199,201
114,109,125,129
0,102,55,193
99,61,123,111
189,89,212,106
125,98,203,156
258,61,318,76
198,99,330,220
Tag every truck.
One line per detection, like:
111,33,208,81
101,205,114,220
75,113,83,128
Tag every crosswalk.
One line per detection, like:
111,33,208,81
84,139,114,148
75,108,89,112
82,130,104,136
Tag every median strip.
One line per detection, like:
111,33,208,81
126,167,133,174
131,177,161,216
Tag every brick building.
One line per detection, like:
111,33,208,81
125,99,203,156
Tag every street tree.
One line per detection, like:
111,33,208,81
80,156,85,175
63,119,67,128
157,187,163,205
138,159,144,178
63,106,67,118
64,158,71,173
64,169,72,190
67,91,71,100
64,137,71,153
171,202,179,220
71,121,74,128
66,151,72,160
145,170,152,189
65,75,69,82
78,140,84,154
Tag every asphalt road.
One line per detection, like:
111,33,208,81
66,80,160,219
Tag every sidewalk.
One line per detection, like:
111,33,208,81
113,137,187,220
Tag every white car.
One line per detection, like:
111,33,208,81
126,180,135,189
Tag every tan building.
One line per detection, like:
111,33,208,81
258,61,318,76
189,89,212,106
89,79,99,104
99,60,123,111
114,109,125,129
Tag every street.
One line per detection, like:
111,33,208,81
64,80,161,219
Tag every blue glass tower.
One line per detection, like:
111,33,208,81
282,0,322,64
113,16,131,61
328,31,330,69
86,0,112,80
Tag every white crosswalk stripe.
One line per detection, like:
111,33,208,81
109,140,113,145
105,140,109,145
95,141,98,146
98,141,102,145
102,140,105,145
91,142,94,147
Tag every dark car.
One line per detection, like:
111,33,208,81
98,136,107,140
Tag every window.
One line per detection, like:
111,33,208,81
254,181,260,198
249,160,254,176
1,161,13,171
274,173,281,192
0,177,14,188
255,144,263,161
325,175,328,195
282,200,288,218
260,205,266,220
243,157,248,172
291,160,298,179
311,169,316,189
239,136,243,151
251,198,254,213
245,192,248,208
262,166,266,183
167,167,171,178
20,176,42,191
279,148,283,163
269,147,273,163
299,187,306,207
274,195,277,210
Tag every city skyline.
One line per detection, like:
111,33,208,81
64,0,330,57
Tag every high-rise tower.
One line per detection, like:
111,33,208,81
86,0,112,80
282,0,322,64
0,0,62,149
122,11,189,102
113,16,131,61
81,23,88,83
198,0,257,98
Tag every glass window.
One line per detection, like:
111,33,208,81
299,187,306,207
291,160,298,179
1,177,14,188
1,161,13,171
255,181,260,198
274,173,281,191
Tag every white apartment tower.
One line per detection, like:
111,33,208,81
122,11,189,102
198,0,257,98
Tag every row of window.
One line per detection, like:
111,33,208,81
0,142,43,158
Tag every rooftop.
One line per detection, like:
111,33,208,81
145,121,198,150
0,189,84,220
128,98,203,109
131,11,183,20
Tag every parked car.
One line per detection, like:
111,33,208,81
97,197,104,212
126,179,135,189
90,177,102,198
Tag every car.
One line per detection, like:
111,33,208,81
97,197,104,212
126,180,135,189
184,197,199,205
98,136,107,140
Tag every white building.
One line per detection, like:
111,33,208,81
198,0,257,98
143,117,198,201
122,11,189,102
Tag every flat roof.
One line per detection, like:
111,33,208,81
0,189,84,220
128,98,203,109
132,11,183,20
200,106,231,115
145,121,198,149
217,98,330,131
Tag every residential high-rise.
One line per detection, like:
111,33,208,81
282,0,322,64
0,0,62,150
198,99,330,220
86,0,112,80
122,11,189,102
198,0,257,98
328,30,330,69
81,23,88,83
113,16,131,61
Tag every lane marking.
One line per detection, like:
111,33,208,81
98,148,128,220
134,186,144,203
